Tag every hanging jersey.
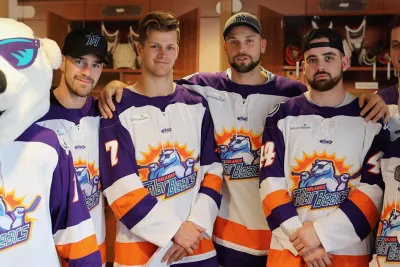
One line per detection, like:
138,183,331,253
36,92,106,265
371,86,400,266
0,124,101,266
260,93,389,267
99,86,223,267
176,69,306,266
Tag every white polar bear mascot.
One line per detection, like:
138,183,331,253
0,19,101,266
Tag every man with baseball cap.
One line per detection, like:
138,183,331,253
36,28,108,266
260,27,389,267
97,14,388,267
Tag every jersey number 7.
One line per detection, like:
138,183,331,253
105,140,119,167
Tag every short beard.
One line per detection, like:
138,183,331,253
64,64,94,98
229,55,260,73
307,70,343,92
65,77,93,97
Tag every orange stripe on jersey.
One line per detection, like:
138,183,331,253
201,173,223,193
214,216,271,250
114,241,158,265
262,189,292,218
267,249,304,267
110,188,148,220
192,238,215,256
99,241,107,264
349,189,380,228
267,249,371,267
56,234,99,260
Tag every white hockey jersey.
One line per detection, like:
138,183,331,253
371,85,400,266
99,86,223,266
260,93,389,267
176,69,306,266
36,91,106,265
0,124,101,266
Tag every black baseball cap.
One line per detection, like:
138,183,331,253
62,28,108,64
223,12,264,39
302,28,344,54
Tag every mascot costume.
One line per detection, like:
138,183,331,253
0,19,101,266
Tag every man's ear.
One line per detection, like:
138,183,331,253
41,38,62,70
342,55,350,72
261,38,267,54
59,55,66,73
136,42,143,58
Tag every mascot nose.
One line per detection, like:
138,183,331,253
0,70,6,94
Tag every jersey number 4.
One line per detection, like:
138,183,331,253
105,140,119,167
260,142,276,168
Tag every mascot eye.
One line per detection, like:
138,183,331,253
0,38,40,69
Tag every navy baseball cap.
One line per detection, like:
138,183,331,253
223,12,264,39
62,28,108,64
302,28,345,54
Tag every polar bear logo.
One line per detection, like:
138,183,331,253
148,149,195,180
381,209,400,237
297,160,351,192
75,167,100,197
220,135,257,165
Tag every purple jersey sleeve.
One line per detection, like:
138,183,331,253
259,103,303,255
50,135,102,266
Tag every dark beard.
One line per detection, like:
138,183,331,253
65,77,92,98
229,55,260,73
64,64,93,97
307,70,343,92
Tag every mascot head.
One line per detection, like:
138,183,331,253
0,19,61,147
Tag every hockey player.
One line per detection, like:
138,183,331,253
260,27,389,267
36,28,108,266
371,15,400,267
97,13,389,267
0,19,101,266
98,12,223,267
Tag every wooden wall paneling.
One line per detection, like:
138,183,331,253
219,0,232,72
306,0,384,16
258,5,285,76
46,12,70,87
0,0,8,17
384,0,400,14
174,8,200,79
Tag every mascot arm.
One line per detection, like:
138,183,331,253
259,107,303,256
187,107,223,239
314,124,389,252
99,113,182,247
50,143,102,266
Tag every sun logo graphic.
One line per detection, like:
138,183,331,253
137,141,198,199
290,150,360,210
0,188,41,251
216,127,261,180
74,158,101,210
376,201,400,262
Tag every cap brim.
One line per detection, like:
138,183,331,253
64,51,108,65
223,22,263,39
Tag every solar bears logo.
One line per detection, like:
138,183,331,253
138,142,198,199
376,201,400,263
290,150,359,209
74,158,101,210
216,127,261,180
0,188,41,251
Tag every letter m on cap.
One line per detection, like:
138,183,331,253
235,15,247,22
86,34,100,47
